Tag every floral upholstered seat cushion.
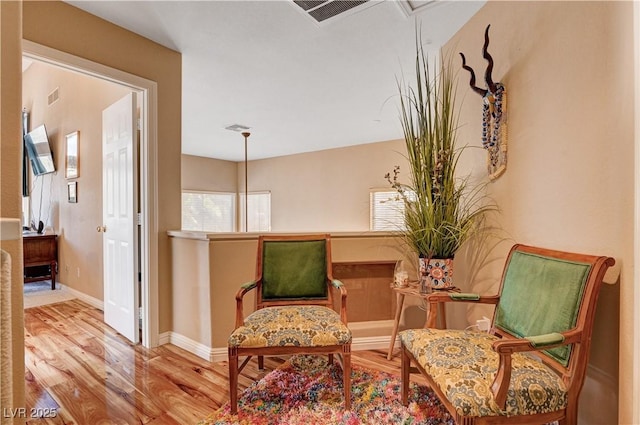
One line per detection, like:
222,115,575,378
400,328,567,417
228,305,352,348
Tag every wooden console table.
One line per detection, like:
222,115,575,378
23,233,58,290
387,285,459,360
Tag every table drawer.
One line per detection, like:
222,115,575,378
23,234,57,265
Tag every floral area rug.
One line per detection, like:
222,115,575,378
199,355,453,425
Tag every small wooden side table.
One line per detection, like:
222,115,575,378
23,233,58,290
387,285,460,360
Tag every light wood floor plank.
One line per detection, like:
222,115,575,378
25,299,415,424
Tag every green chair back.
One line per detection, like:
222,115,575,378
494,250,592,366
261,239,328,300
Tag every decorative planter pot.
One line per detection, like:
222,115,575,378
418,257,454,292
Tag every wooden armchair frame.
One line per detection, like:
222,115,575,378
401,244,615,424
228,234,351,414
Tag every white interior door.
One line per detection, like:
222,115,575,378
102,92,139,343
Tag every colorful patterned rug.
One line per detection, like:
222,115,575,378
199,355,453,425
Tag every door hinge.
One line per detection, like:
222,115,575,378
137,213,142,226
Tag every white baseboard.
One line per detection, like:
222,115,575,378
348,320,394,331
165,332,215,361
586,364,617,389
579,364,618,424
211,347,228,363
352,335,393,351
163,332,393,363
60,283,103,310
158,331,171,346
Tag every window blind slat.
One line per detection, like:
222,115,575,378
370,190,415,231
182,192,235,232
240,192,271,232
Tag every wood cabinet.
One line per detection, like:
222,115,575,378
23,234,58,290
332,261,396,322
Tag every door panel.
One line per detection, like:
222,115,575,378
102,92,139,343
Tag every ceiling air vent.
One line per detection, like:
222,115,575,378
293,0,378,24
225,123,251,132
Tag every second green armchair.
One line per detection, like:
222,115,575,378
227,234,352,414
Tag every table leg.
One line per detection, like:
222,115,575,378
387,292,406,360
51,261,57,290
438,302,447,329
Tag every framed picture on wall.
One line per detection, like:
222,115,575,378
67,181,77,203
65,131,79,179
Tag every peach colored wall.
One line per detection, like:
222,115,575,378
634,5,640,424
170,237,212,346
22,62,130,300
246,139,407,232
182,155,237,193
446,2,633,423
0,0,26,419
183,139,409,232
23,1,182,333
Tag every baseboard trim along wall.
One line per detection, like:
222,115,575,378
60,283,103,310
578,364,618,424
166,332,213,360
164,332,393,363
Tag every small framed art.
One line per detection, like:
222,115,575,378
65,131,79,179
67,181,77,203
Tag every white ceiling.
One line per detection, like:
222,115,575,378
64,1,485,161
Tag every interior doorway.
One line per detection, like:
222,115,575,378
22,40,159,349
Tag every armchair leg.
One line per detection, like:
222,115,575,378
229,348,239,414
258,355,264,370
342,348,351,410
401,345,410,406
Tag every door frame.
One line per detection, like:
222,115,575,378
23,40,159,348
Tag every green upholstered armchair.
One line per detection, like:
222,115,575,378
228,234,352,414
400,244,614,425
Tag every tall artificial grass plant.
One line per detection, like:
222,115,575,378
386,42,495,277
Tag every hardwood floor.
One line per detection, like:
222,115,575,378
24,299,419,424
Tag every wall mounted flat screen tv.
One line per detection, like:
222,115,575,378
24,124,55,176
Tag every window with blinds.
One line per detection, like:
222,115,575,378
182,191,235,232
239,192,271,232
370,189,415,231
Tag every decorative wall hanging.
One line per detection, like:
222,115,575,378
67,181,77,203
460,24,507,180
65,131,80,179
